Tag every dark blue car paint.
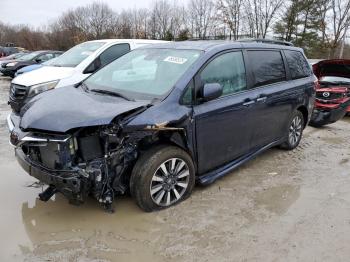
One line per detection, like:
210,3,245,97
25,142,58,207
16,41,316,184
20,87,149,133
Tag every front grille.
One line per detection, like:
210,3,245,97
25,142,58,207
9,84,28,101
316,91,343,100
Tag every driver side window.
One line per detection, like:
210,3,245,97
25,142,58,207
200,51,247,98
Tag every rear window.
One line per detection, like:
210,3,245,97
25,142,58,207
248,50,286,87
285,50,311,79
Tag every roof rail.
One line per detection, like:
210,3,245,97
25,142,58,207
237,38,294,47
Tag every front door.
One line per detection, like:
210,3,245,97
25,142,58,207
193,51,256,174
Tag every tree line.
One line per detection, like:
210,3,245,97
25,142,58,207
0,0,349,58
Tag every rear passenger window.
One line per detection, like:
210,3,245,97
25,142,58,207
100,44,130,67
200,51,246,97
248,50,286,87
284,50,311,79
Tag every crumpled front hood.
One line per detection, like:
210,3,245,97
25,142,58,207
313,59,350,79
20,87,149,133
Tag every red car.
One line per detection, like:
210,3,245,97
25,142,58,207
309,59,350,127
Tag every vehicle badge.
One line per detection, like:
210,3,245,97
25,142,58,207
322,92,330,98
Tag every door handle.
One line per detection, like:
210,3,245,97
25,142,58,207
256,97,267,102
243,100,255,106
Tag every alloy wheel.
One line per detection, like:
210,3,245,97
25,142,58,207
150,158,190,207
289,115,302,146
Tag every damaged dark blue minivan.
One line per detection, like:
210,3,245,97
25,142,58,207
7,41,316,212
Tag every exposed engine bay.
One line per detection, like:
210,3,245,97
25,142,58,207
10,112,187,213
309,59,350,127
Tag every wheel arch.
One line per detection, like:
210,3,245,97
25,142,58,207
296,105,308,128
135,130,197,171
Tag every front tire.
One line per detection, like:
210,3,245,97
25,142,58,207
130,145,195,212
280,111,304,150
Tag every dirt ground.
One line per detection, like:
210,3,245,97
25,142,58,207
1,76,350,262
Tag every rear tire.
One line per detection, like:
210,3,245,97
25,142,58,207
280,110,304,150
130,145,195,212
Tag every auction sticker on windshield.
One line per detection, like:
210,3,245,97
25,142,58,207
164,56,188,64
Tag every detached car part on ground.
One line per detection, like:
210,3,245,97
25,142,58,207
8,41,316,212
309,59,350,127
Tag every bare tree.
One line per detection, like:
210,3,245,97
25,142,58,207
133,8,150,38
53,1,117,44
188,0,216,39
325,0,350,57
150,0,173,39
1,0,350,58
244,0,284,38
217,0,243,39
170,4,188,40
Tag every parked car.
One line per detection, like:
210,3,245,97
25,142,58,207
0,52,29,75
1,50,62,78
9,39,168,112
309,59,350,127
0,52,29,61
7,41,316,212
14,64,43,77
0,46,5,57
4,47,24,56
14,57,58,77
0,46,27,57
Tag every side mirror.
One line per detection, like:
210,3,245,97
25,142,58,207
201,83,223,102
35,58,42,63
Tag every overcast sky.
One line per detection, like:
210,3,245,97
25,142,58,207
0,0,188,27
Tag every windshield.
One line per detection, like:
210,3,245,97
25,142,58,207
17,52,41,61
13,53,27,59
42,58,57,66
84,48,202,101
50,41,105,67
5,54,17,59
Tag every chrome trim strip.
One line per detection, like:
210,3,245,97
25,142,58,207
20,135,71,144
21,136,48,143
6,114,14,132
21,136,71,143
48,137,71,142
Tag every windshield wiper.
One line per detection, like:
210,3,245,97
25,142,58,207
78,82,89,90
90,89,135,101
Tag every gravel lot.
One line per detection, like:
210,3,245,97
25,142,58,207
1,76,350,262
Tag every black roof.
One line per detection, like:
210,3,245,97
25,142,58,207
142,40,303,52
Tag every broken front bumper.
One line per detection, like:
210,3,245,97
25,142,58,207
309,99,350,127
15,148,86,202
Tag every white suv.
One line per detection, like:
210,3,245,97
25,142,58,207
9,39,168,112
